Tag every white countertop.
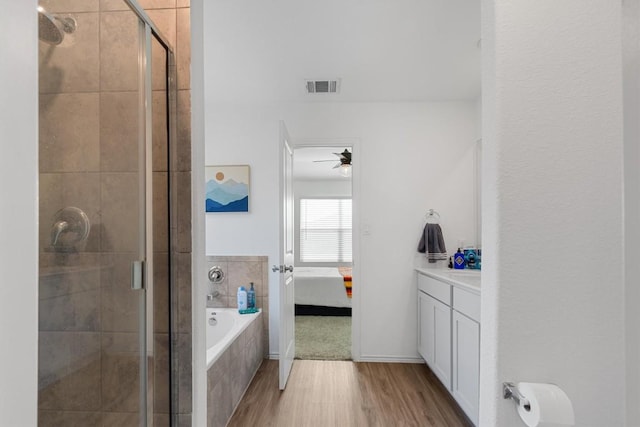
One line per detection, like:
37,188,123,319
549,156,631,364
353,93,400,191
415,266,481,293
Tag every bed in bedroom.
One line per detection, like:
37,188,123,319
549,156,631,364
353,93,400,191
294,266,352,316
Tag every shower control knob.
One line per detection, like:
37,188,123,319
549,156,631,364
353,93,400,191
208,266,225,283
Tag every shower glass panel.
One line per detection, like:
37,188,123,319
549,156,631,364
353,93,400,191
37,1,174,425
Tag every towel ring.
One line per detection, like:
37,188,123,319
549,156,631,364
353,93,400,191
425,209,440,223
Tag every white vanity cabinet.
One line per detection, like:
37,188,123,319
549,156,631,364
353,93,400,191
452,308,480,424
417,269,480,426
418,289,452,389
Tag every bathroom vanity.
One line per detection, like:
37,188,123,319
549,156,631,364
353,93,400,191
416,268,480,426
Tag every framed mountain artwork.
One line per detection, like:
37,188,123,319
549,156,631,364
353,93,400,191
205,165,250,213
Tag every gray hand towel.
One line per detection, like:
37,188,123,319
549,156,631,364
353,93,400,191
417,223,448,263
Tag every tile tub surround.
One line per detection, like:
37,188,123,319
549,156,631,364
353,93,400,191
206,256,270,355
207,311,265,427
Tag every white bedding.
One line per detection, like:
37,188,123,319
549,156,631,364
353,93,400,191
294,267,351,308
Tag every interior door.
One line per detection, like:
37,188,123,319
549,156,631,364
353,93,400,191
278,121,296,389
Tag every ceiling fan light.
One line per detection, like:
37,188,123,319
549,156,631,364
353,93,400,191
339,164,352,177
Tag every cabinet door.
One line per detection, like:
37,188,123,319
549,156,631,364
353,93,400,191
418,291,434,364
452,310,480,425
419,291,452,389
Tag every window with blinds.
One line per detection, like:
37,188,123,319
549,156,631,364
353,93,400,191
299,198,352,263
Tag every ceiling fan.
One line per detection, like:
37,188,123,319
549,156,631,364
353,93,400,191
313,149,352,177
313,149,352,168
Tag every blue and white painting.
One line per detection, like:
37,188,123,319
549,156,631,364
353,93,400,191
205,165,250,212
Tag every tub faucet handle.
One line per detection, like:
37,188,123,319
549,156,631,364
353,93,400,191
208,266,225,283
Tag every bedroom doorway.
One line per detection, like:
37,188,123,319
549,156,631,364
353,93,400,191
291,144,356,361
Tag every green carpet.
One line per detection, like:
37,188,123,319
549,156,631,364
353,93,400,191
295,316,352,360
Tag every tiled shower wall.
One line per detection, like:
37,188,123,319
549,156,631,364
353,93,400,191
143,3,193,426
37,0,192,426
206,256,270,354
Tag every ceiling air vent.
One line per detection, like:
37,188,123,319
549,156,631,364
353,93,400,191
305,79,340,94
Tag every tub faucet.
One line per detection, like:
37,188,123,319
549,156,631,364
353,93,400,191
206,290,220,301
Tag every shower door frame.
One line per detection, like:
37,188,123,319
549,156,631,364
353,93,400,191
126,1,177,425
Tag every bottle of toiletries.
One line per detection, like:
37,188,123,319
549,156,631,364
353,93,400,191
464,248,477,269
453,248,465,269
237,286,247,310
247,282,256,309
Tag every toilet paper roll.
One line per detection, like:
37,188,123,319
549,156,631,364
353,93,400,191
516,382,574,427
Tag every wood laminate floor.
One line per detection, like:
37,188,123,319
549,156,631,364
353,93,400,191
228,360,473,427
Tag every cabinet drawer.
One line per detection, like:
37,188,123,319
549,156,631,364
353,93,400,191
453,287,480,322
417,273,451,305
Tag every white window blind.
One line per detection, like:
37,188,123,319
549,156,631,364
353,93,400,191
300,198,352,263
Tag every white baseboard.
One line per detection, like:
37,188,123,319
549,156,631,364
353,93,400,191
356,355,425,364
269,352,424,364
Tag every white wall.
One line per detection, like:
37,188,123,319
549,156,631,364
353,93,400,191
284,102,479,257
191,0,207,425
205,101,478,358
481,2,626,425
204,105,281,258
623,0,640,424
203,104,283,354
293,179,352,198
0,0,39,425
476,97,482,140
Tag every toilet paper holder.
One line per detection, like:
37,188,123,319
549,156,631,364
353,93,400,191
503,382,531,411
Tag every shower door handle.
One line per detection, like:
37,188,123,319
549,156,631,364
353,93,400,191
131,260,145,290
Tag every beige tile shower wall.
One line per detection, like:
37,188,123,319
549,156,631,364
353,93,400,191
206,256,270,358
38,254,102,423
38,0,191,425
39,4,120,426
142,2,193,426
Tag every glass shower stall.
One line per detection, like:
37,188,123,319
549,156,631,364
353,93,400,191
37,0,178,425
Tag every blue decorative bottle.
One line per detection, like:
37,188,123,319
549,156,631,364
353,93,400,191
464,249,477,269
453,248,465,269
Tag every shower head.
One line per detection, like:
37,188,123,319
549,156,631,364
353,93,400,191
37,5,76,45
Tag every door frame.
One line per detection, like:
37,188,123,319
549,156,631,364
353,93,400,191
291,138,362,361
